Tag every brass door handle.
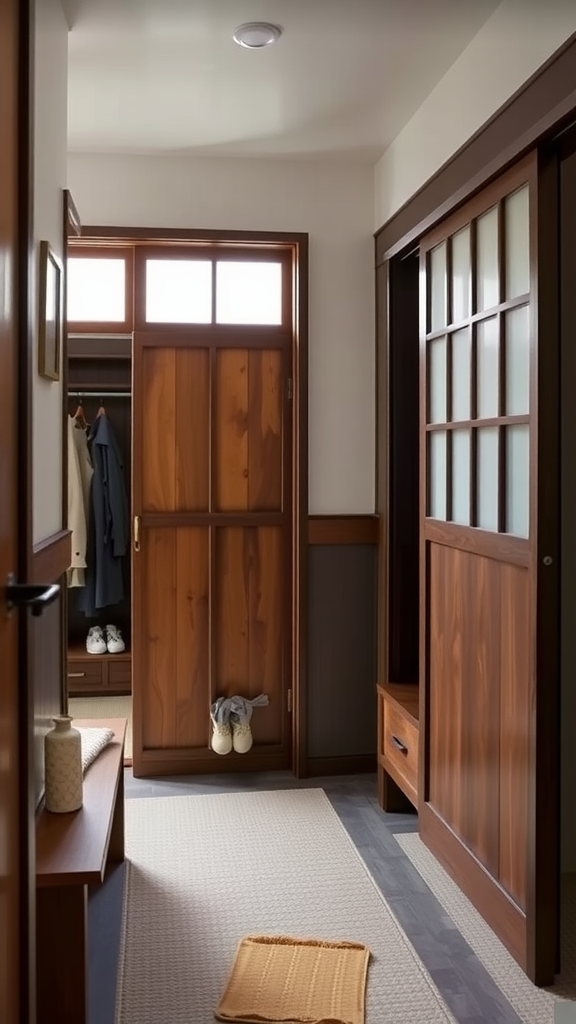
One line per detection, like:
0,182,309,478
133,515,141,553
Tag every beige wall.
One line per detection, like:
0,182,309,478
67,153,375,515
33,0,68,544
374,0,576,230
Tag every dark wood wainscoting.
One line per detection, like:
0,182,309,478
307,515,378,776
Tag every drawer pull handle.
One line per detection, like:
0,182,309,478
68,672,86,678
391,734,408,755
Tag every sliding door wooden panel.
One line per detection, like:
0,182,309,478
215,348,250,511
499,564,529,909
419,152,559,984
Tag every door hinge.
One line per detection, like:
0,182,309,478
286,377,293,401
287,689,292,713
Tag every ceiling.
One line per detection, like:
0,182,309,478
65,0,501,162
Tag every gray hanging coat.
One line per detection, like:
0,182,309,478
77,411,129,616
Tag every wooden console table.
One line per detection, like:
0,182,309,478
36,718,126,1024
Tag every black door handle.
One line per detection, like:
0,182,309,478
6,576,60,617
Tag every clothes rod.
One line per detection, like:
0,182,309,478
68,391,132,398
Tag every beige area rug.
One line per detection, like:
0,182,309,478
396,833,576,1024
115,790,456,1024
68,695,132,760
215,935,370,1024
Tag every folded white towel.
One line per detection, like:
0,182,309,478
77,726,114,774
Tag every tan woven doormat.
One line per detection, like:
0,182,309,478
215,934,370,1024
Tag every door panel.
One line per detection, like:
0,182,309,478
141,526,209,750
215,526,283,745
420,153,557,983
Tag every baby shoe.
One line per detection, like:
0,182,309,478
210,697,232,755
105,624,125,654
86,625,106,655
230,716,253,754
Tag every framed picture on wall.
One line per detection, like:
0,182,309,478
38,240,62,381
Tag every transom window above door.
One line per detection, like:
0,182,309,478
67,245,286,329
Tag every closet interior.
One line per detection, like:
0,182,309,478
66,333,132,700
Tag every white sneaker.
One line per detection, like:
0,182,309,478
86,626,106,655
105,624,125,654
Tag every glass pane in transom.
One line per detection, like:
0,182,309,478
67,257,126,322
216,262,282,325
145,260,212,323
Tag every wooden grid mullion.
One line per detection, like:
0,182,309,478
446,428,453,523
498,425,507,534
470,426,478,528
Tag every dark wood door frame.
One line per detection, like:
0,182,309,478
69,228,309,776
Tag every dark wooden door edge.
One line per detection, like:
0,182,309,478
307,754,376,777
308,515,379,545
31,530,71,584
419,803,530,977
375,32,576,260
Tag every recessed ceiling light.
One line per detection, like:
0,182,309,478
233,22,283,49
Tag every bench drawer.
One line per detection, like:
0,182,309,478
382,694,419,806
108,659,131,689
67,659,105,691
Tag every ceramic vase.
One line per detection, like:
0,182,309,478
44,715,83,813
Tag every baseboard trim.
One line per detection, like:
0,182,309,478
31,529,71,584
308,516,379,545
306,754,377,777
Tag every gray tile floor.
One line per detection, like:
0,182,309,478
89,770,527,1024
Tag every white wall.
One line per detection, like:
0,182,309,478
67,153,375,514
374,0,576,230
33,0,68,543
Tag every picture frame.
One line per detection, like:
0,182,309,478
38,239,62,382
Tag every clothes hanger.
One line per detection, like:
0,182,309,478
96,398,106,418
73,394,87,429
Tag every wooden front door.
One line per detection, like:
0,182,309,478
419,153,559,984
0,0,31,1019
132,249,294,775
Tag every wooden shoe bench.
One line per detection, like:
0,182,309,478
35,718,127,1024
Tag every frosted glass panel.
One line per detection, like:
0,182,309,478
506,425,529,537
67,258,126,322
451,226,471,323
429,336,447,423
476,207,499,312
429,431,447,520
477,427,499,531
477,317,499,419
505,305,530,415
505,186,530,300
452,429,470,525
217,261,282,324
146,260,212,323
430,242,447,331
451,328,472,422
